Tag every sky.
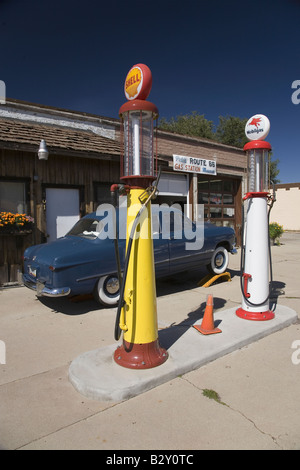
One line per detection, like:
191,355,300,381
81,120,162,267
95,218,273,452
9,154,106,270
0,0,300,183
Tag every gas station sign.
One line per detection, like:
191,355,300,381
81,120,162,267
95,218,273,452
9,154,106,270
173,154,217,175
124,63,152,101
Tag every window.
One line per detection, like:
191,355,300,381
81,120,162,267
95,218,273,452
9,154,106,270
0,180,29,214
198,177,237,229
67,217,104,239
93,183,113,210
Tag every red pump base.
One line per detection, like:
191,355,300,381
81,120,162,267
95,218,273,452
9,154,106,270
236,307,275,321
114,339,168,369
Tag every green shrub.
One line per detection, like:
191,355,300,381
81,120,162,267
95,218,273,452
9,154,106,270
269,222,284,244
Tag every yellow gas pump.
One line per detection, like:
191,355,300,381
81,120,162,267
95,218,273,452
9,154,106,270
113,64,168,369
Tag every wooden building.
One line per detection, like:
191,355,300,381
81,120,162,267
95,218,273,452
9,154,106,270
156,129,246,234
0,99,246,285
0,99,121,284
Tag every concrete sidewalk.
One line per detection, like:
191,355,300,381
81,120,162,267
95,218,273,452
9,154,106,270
0,232,299,450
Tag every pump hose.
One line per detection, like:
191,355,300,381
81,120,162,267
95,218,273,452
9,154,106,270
240,189,275,307
114,169,161,341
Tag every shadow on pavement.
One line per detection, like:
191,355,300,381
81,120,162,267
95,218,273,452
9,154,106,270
36,267,239,316
158,296,227,350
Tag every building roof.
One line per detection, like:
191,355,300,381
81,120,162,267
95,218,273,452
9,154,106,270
0,117,120,159
275,182,300,190
0,98,244,165
4,98,119,125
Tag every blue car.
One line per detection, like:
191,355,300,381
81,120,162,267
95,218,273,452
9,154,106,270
23,205,237,306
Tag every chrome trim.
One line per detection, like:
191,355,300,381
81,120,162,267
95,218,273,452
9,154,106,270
169,249,213,263
22,274,70,297
42,286,71,298
23,277,37,291
76,273,105,282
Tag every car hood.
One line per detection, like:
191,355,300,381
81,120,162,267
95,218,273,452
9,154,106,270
24,236,100,269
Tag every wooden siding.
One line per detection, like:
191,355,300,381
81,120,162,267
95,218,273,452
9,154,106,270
0,148,120,213
0,232,33,285
0,149,120,284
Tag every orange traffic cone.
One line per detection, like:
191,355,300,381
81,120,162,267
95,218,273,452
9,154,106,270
193,294,222,335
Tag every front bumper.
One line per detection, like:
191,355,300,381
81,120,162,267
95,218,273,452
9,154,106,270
23,274,71,298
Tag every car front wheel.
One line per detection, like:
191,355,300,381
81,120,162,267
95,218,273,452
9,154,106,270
207,246,229,275
94,274,120,307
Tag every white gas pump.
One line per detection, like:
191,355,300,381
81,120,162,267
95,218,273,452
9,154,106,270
236,114,275,321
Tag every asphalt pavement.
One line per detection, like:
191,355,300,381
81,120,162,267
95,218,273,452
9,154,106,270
0,232,299,451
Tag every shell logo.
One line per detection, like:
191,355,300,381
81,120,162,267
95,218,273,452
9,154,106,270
125,66,142,100
124,63,152,101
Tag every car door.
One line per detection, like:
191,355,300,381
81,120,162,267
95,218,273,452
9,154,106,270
152,206,170,277
168,209,205,274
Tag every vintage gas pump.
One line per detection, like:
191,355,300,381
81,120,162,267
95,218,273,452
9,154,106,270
236,114,275,321
113,64,168,369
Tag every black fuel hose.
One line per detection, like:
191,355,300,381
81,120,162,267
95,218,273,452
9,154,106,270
114,202,148,341
114,169,161,341
111,185,123,288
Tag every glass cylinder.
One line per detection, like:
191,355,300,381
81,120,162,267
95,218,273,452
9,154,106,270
122,109,154,178
119,100,158,187
244,142,271,193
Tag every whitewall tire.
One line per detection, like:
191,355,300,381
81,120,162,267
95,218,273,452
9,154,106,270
208,246,229,275
95,274,120,307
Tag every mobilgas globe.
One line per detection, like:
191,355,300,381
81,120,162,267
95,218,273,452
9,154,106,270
245,114,270,141
246,127,264,137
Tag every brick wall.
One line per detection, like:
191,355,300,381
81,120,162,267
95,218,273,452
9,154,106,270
156,130,246,177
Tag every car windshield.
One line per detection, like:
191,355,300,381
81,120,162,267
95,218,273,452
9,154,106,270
67,217,104,239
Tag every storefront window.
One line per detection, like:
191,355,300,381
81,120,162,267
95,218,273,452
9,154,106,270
223,207,235,218
210,193,222,204
223,193,234,204
210,180,222,192
198,180,209,191
198,177,238,228
223,180,234,192
210,207,222,218
198,192,209,204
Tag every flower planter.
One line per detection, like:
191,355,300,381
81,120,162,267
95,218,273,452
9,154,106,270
0,229,33,236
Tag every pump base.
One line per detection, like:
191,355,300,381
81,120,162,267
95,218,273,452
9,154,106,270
114,339,168,369
236,307,275,321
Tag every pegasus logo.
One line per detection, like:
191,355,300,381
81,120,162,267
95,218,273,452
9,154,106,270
249,117,262,128
246,114,267,138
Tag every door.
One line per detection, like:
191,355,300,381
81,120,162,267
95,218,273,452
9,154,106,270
46,188,80,242
198,177,242,245
157,173,190,216
168,209,204,274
